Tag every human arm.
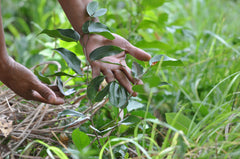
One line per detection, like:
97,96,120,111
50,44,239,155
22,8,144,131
0,4,64,105
58,0,151,96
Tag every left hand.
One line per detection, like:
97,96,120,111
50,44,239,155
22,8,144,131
82,33,151,96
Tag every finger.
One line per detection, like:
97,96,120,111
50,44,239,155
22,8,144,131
31,91,65,105
125,44,151,61
102,69,115,83
92,65,101,79
121,66,143,85
33,83,65,105
113,70,137,97
49,85,65,98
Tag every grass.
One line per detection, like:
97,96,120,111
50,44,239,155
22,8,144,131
153,0,240,158
1,0,240,158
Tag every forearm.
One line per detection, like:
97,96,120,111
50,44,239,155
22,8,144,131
58,0,97,36
0,3,10,70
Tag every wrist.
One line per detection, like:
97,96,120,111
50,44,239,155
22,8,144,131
0,54,13,79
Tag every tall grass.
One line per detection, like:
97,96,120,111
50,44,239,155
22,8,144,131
102,0,240,158
2,0,240,158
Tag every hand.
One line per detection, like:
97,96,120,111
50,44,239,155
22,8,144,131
83,34,151,96
0,57,64,105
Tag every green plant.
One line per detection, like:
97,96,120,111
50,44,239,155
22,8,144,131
2,0,240,158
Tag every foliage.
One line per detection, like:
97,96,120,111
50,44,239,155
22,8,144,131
1,0,240,158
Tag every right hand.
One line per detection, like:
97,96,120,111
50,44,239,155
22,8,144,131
0,57,65,105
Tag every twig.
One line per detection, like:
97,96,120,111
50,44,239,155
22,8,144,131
90,117,102,149
51,131,68,150
13,154,44,159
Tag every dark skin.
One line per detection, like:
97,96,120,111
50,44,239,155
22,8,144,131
0,0,151,104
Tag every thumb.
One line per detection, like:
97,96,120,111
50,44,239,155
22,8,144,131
33,82,64,105
125,43,151,61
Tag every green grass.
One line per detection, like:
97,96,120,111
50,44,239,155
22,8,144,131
1,0,240,158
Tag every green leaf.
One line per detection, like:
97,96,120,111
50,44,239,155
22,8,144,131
82,21,92,34
54,48,83,75
88,22,109,33
46,72,76,77
34,70,51,85
149,55,184,67
87,75,105,101
89,45,124,61
93,8,107,17
100,60,123,66
132,62,144,79
165,113,197,134
64,116,90,129
88,22,115,40
159,82,169,87
135,40,171,53
58,109,84,118
142,73,161,88
40,29,80,42
57,77,75,96
87,1,98,16
120,115,141,126
72,129,90,151
127,100,145,112
142,0,166,10
131,110,156,119
109,81,129,108
132,85,145,93
95,84,110,102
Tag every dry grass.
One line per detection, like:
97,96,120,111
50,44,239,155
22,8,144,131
0,82,107,158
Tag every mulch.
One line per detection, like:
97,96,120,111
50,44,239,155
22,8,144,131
0,83,107,158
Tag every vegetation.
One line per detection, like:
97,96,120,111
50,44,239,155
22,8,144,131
1,0,240,158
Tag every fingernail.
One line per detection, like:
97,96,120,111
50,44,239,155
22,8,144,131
132,92,137,97
48,95,54,101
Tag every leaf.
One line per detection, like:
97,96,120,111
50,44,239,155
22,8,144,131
0,118,13,137
120,115,141,126
93,8,107,17
95,84,110,102
87,75,105,101
131,110,156,119
109,81,129,108
87,1,98,16
135,40,171,53
40,29,80,42
54,48,83,75
132,62,144,79
64,116,90,129
127,100,145,112
132,85,145,93
82,21,92,34
88,22,108,32
34,70,51,85
72,129,90,151
57,76,75,96
100,60,123,66
58,109,84,118
46,72,76,77
142,0,166,10
165,113,197,134
89,45,124,61
88,22,115,40
142,74,161,88
159,82,169,87
149,55,184,67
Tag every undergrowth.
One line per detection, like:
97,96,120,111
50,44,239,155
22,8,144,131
1,0,240,158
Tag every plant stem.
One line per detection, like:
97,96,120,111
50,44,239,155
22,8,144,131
142,90,153,148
